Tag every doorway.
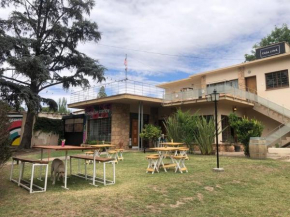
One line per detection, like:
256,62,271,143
131,119,138,146
245,76,257,94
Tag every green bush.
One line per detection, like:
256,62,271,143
140,124,161,147
0,101,12,169
229,113,264,157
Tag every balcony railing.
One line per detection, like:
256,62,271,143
70,79,165,104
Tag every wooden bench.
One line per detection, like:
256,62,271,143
146,155,160,174
115,149,124,161
172,156,188,173
10,157,49,193
70,155,116,186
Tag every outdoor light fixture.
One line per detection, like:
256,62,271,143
206,89,224,172
233,106,237,112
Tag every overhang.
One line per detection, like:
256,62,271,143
68,94,163,109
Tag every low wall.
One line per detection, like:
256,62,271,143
31,131,59,146
268,148,290,156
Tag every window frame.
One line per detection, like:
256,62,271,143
265,69,289,90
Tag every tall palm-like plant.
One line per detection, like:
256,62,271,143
164,114,181,142
194,116,216,155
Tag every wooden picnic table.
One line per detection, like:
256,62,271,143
89,144,115,148
161,142,184,147
32,145,100,190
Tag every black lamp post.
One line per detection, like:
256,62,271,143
206,89,224,172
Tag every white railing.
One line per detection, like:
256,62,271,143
70,79,165,104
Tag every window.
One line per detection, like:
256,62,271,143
88,118,111,142
266,70,289,90
64,119,83,133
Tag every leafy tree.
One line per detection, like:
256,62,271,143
0,101,12,169
0,85,24,111
0,0,106,148
245,24,290,61
229,113,264,157
58,97,70,114
140,124,161,147
97,86,107,98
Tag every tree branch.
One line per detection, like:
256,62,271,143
0,75,30,86
38,81,63,92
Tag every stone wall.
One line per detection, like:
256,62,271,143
111,103,130,148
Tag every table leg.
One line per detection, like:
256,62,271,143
61,151,69,190
38,149,43,181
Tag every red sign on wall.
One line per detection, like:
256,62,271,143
85,104,111,119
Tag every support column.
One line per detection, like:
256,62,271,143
238,67,246,91
201,75,207,96
141,102,143,150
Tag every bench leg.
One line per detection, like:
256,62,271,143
18,162,25,186
113,162,116,184
92,151,97,187
10,159,14,181
30,164,35,193
44,164,48,191
103,162,106,186
85,161,87,180
70,157,72,176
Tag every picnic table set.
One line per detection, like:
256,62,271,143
9,144,124,193
146,142,189,174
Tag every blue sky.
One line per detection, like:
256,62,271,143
2,0,290,106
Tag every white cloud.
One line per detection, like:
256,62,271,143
2,0,290,104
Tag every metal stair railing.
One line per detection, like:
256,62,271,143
208,84,290,146
163,83,290,146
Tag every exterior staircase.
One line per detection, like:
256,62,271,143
209,85,290,147
164,84,290,147
282,137,290,147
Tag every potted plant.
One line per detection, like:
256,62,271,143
140,124,161,152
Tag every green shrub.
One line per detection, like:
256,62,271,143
229,113,264,157
140,124,161,147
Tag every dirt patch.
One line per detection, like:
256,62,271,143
152,185,168,194
215,184,222,189
204,186,214,192
197,193,204,202
182,197,194,201
170,201,185,208
232,180,241,184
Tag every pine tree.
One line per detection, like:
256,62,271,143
0,0,106,148
97,86,107,98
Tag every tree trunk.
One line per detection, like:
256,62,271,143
19,110,35,149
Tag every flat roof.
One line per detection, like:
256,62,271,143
158,51,290,88
68,94,163,109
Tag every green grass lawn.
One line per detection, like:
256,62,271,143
1,152,290,217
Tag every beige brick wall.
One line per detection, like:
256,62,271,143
111,103,130,148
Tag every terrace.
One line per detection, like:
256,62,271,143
69,79,165,105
